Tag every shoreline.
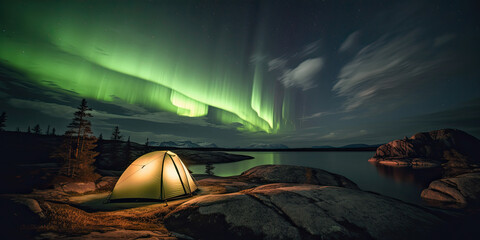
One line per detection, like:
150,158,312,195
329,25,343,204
166,147,377,152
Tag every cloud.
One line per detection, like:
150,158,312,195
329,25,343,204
316,129,368,140
300,41,320,56
339,31,360,52
407,98,480,135
9,98,77,118
7,98,215,127
300,111,336,120
434,33,456,47
115,129,211,145
333,30,444,112
279,58,324,91
268,58,287,71
281,128,369,143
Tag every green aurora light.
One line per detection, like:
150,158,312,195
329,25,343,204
0,1,295,133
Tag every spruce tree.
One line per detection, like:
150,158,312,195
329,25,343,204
27,126,31,133
110,126,123,169
0,112,6,131
111,126,122,141
52,99,99,180
33,124,42,134
51,127,56,136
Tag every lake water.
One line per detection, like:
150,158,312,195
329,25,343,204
188,151,442,205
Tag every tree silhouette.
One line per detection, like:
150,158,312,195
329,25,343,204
51,127,56,136
52,99,99,180
46,125,50,135
111,126,122,141
0,112,6,131
33,124,42,134
110,126,123,169
27,126,31,133
205,163,215,176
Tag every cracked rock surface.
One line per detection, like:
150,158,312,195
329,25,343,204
165,183,447,240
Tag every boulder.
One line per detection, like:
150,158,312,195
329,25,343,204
59,182,96,194
196,165,359,195
369,129,480,175
241,165,358,189
95,176,118,190
30,188,70,202
421,172,480,208
12,198,46,219
0,197,45,238
197,176,260,194
165,183,446,240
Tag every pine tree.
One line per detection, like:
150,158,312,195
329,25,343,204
98,133,103,141
16,127,20,132
52,99,99,180
0,112,6,131
110,126,123,169
46,125,50,135
111,126,122,141
33,124,42,134
27,126,31,133
51,127,56,136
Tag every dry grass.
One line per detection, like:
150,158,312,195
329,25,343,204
37,201,168,235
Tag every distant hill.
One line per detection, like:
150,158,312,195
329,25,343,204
156,140,218,148
196,142,218,148
311,144,382,149
312,145,335,149
246,143,289,149
340,144,382,148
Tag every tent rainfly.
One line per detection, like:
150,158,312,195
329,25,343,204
108,151,198,202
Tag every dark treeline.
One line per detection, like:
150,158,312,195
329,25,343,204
0,110,57,136
1,101,148,184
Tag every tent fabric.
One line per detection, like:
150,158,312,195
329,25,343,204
109,151,198,201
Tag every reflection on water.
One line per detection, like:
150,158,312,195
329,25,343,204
191,152,276,177
369,162,443,189
188,151,440,205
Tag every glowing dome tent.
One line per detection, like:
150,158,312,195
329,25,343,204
109,151,197,202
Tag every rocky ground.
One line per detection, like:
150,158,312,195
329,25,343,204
1,164,479,240
2,129,480,239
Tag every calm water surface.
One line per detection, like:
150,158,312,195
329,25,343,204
188,151,442,205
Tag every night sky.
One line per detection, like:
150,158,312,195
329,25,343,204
1,0,479,147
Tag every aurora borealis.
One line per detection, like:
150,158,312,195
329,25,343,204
0,0,284,133
1,0,479,147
